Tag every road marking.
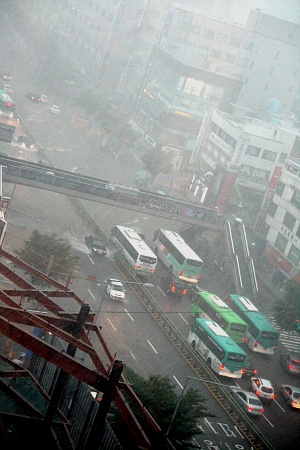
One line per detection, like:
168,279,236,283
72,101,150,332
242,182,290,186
130,351,136,360
274,399,285,412
107,318,116,331
88,289,95,300
179,313,188,324
157,286,166,296
88,255,94,265
147,340,158,354
124,308,134,321
173,375,183,389
262,414,274,427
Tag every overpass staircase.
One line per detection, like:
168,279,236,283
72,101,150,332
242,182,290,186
225,218,258,300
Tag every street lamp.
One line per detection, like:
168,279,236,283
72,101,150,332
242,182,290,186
165,375,230,438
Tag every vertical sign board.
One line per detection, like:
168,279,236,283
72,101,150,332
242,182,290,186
0,196,11,217
0,217,7,247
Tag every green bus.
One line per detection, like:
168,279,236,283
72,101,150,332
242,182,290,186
188,318,248,378
190,288,248,344
0,89,15,118
153,228,203,283
227,295,279,355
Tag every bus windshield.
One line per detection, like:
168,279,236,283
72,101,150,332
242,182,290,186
230,323,247,333
187,258,202,267
261,331,278,341
139,255,157,264
228,352,246,363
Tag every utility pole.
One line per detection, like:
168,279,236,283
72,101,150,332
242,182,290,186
84,359,124,450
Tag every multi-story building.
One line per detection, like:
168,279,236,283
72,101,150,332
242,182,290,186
263,157,300,286
191,108,300,217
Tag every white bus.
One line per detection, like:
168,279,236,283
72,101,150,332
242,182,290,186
153,228,203,283
111,225,157,276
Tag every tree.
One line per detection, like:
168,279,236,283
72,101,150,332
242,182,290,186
109,366,214,449
141,148,172,183
274,279,300,332
15,230,79,287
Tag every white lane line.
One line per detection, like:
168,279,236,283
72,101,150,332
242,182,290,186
178,313,188,324
88,255,94,265
157,286,166,296
262,414,274,427
173,375,183,389
124,308,134,321
274,399,285,412
130,351,136,360
107,318,116,331
88,289,95,300
147,340,158,354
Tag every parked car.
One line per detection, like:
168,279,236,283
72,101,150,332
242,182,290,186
230,387,264,416
17,135,35,148
280,384,300,409
26,92,41,102
249,377,275,402
2,72,12,81
242,357,258,378
106,279,125,301
160,276,189,298
0,84,12,93
49,105,61,114
280,351,300,375
85,235,106,256
40,94,49,103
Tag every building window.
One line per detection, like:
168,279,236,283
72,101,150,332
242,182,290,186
249,61,254,69
190,26,201,35
264,83,269,91
288,245,300,266
296,224,300,239
246,145,260,156
269,67,274,75
275,51,280,60
211,49,222,59
283,212,296,231
225,54,236,63
236,57,249,67
274,233,288,254
268,200,277,218
262,149,276,161
229,37,241,47
216,33,228,43
275,180,285,196
243,41,254,51
279,153,288,163
203,29,214,39
291,190,300,210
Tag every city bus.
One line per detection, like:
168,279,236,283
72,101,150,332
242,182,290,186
188,318,248,378
190,289,248,344
227,294,279,355
111,225,157,276
153,228,203,283
0,89,15,118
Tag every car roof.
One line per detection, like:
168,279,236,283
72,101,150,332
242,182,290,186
282,384,300,392
109,279,122,285
255,378,273,386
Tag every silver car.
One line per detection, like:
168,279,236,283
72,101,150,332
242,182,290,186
280,385,300,409
230,387,264,416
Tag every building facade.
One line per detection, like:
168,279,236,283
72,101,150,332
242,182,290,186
263,158,300,286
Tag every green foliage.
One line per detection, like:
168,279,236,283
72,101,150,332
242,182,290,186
274,279,300,332
15,230,78,287
141,148,172,181
111,366,214,448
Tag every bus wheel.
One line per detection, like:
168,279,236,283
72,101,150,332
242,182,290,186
191,340,196,349
169,265,173,274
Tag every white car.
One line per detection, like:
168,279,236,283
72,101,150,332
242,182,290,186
249,377,275,402
40,94,49,103
106,279,125,301
49,105,61,114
